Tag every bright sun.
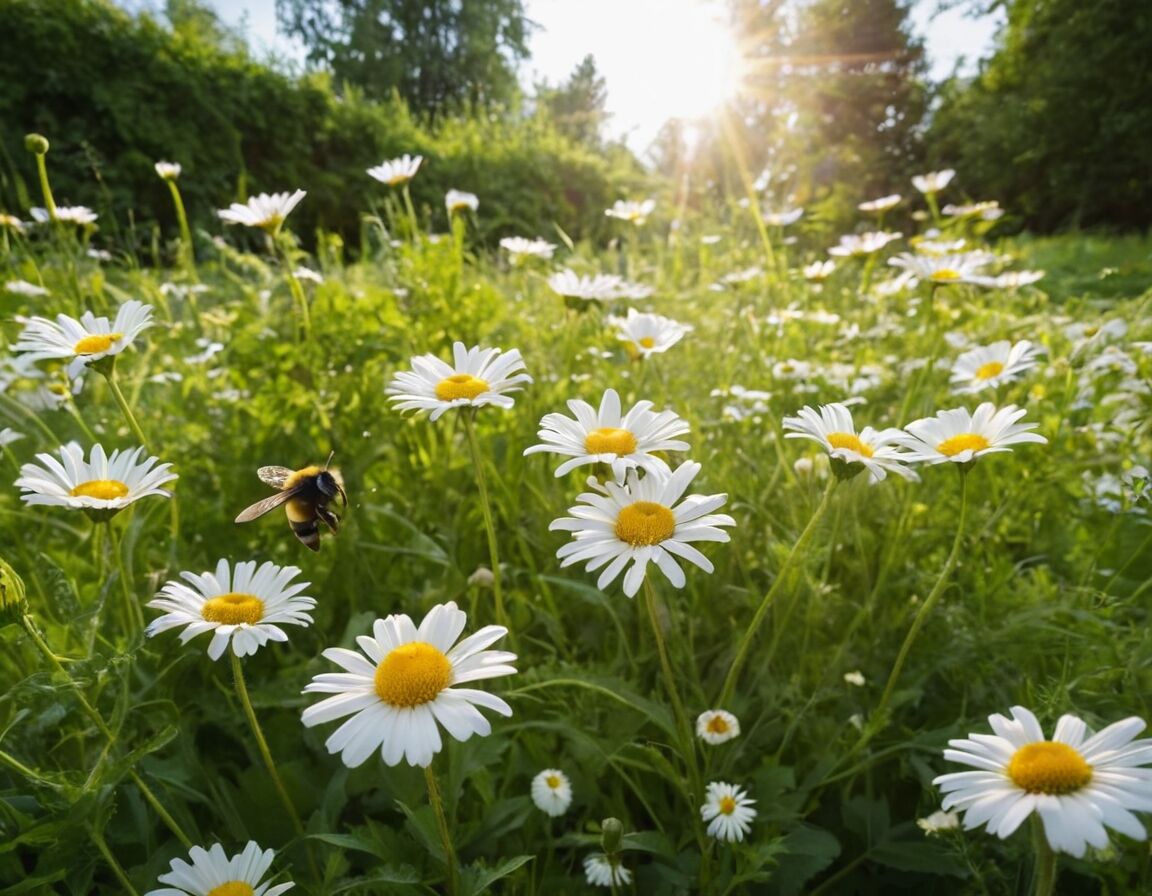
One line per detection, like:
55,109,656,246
644,2,744,121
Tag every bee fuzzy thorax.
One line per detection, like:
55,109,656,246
285,465,324,489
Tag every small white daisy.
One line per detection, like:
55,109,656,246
4,279,49,297
445,189,479,213
301,601,516,768
147,560,315,661
828,231,902,257
858,194,902,213
696,709,741,745
292,266,324,284
802,260,836,281
583,853,632,887
367,154,423,186
912,169,956,194
31,206,98,226
701,781,757,842
942,200,1004,221
0,213,26,232
950,340,1044,393
844,670,866,687
934,705,1152,858
217,190,306,233
15,443,176,518
154,161,182,181
763,208,804,227
547,269,627,302
523,388,690,481
549,461,735,598
888,252,992,285
531,768,573,817
917,809,961,835
898,403,1047,465
783,403,919,483
144,841,294,896
610,308,692,359
605,198,655,225
13,299,153,378
972,270,1046,289
386,342,532,422
499,236,557,261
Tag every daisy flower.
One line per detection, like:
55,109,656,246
701,781,757,842
828,231,902,257
523,388,690,481
783,403,919,483
0,213,25,232
301,601,516,768
499,236,557,261
763,208,804,227
898,403,1047,465
583,854,632,888
912,169,956,194
31,206,98,226
154,161,182,181
549,461,735,598
547,269,626,302
445,189,479,213
13,299,153,378
943,200,1004,222
217,190,306,233
858,194,902,213
610,308,692,359
605,198,655,225
144,841,294,896
4,279,49,297
950,340,1044,393
933,705,1152,857
972,270,1046,289
15,443,176,519
146,560,315,661
531,768,573,817
917,809,961,835
367,154,423,186
696,709,741,745
386,342,532,422
803,260,836,281
888,252,992,285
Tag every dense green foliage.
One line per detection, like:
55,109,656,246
928,0,1152,230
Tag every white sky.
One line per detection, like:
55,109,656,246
178,0,1001,153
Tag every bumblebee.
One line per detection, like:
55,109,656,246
235,462,347,551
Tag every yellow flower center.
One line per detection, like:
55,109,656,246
826,432,874,458
937,433,991,457
545,774,562,789
975,361,1005,380
931,269,962,282
584,427,638,455
73,332,122,355
207,883,255,896
706,716,731,735
374,641,452,707
201,592,265,626
434,374,489,402
638,337,656,349
615,501,676,546
719,795,737,816
69,479,129,500
1007,741,1093,795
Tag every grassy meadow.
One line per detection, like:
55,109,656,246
1,157,1151,896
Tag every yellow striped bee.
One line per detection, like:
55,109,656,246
235,460,347,551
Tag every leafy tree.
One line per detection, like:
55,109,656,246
535,54,609,148
276,0,532,116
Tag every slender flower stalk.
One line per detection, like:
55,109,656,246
463,412,506,628
25,134,57,221
107,521,144,639
277,234,311,342
1031,815,1058,896
425,765,459,896
165,178,196,277
99,361,153,453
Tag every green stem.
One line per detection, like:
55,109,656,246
106,521,143,640
230,652,305,836
277,235,311,342
166,180,197,279
718,478,837,707
401,183,420,239
424,764,459,896
89,823,140,896
101,367,152,452
462,412,506,628
1030,815,1058,896
34,152,57,220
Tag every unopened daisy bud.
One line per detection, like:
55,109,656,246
154,161,182,181
25,133,49,155
600,817,624,855
468,566,496,588
0,557,27,625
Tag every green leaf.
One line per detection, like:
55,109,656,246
459,855,534,896
767,826,840,896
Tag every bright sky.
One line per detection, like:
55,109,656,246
182,0,1001,154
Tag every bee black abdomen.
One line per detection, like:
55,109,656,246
290,519,322,551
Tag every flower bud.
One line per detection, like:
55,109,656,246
24,133,49,155
600,817,624,855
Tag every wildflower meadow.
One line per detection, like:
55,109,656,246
1,18,1151,893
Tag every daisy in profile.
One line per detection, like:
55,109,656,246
367,154,423,186
583,853,632,887
610,308,692,359
217,190,306,234
154,161,181,181
15,443,176,520
301,601,516,768
802,260,836,282
531,768,573,817
701,782,757,842
31,206,98,226
898,403,1047,465
523,388,690,481
943,200,1004,222
0,213,26,233
888,252,991,285
605,198,655,225
144,841,293,896
934,705,1152,857
912,169,956,194
13,299,153,378
950,340,1044,394
499,236,557,262
445,189,479,213
858,194,902,214
547,269,626,303
828,231,902,257
4,279,49,297
146,560,315,661
386,342,531,421
783,403,919,483
696,709,741,745
973,270,1046,289
763,208,804,227
549,461,734,598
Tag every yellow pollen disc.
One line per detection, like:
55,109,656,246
585,427,638,455
69,479,129,500
435,373,489,402
638,337,656,349
1007,741,1093,795
201,592,265,626
937,433,991,457
827,432,874,458
206,883,255,896
931,269,962,282
546,774,561,789
706,716,731,735
975,361,1005,380
614,501,676,546
73,332,123,355
375,641,452,707
719,795,737,816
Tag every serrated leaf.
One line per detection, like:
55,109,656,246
460,854,533,895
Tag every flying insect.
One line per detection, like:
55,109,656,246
235,460,347,551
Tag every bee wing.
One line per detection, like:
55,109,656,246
235,488,298,523
257,466,295,488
